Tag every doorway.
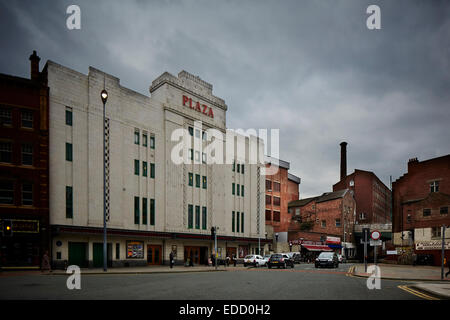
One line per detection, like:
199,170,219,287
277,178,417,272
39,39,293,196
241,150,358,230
93,243,112,268
147,245,162,265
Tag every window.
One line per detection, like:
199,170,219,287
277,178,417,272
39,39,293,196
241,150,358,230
237,164,240,173
188,204,193,229
440,207,448,215
202,131,207,141
0,181,14,204
65,109,72,126
150,163,155,178
195,151,200,162
134,130,140,145
407,213,412,223
236,212,240,233
232,161,235,172
241,185,244,197
21,110,33,128
273,182,280,192
116,244,120,260
142,198,148,225
134,196,140,224
265,210,272,221
266,195,271,205
195,129,200,139
150,136,155,149
232,183,235,195
134,160,139,175
195,174,200,188
65,143,72,162
202,176,207,189
189,149,193,160
150,199,155,225
432,226,442,238
66,186,73,218
360,212,366,220
241,212,244,233
188,127,194,136
195,205,200,229
232,211,235,232
273,211,280,222
266,180,272,191
237,184,240,196
0,142,12,163
241,164,244,174
142,133,148,147
143,162,148,177
430,181,439,193
23,143,34,165
0,108,12,126
22,183,33,206
423,208,431,217
335,219,341,227
188,173,193,186
202,207,207,230
295,208,300,216
273,196,280,206
202,152,206,164
321,220,326,228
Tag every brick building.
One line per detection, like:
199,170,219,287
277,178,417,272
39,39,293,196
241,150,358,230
392,155,450,266
0,51,50,268
287,189,356,259
264,157,300,250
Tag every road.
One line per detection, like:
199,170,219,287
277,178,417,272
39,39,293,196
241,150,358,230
0,263,423,300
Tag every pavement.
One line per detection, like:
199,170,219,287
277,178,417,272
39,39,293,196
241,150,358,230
351,263,450,299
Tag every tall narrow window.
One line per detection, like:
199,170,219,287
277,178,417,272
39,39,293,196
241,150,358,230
22,183,33,206
22,143,33,165
241,185,244,197
195,205,200,229
188,127,194,136
150,136,155,149
202,176,207,189
134,196,140,224
232,183,235,195
143,161,148,177
188,173,193,186
134,130,140,145
150,163,155,178
65,143,72,162
188,204,193,229
134,160,139,175
232,161,235,172
21,110,33,128
241,164,244,174
195,174,200,188
430,181,439,193
142,198,148,225
142,133,148,147
150,199,155,225
202,207,207,230
65,109,73,126
232,211,235,232
66,186,73,218
241,212,244,233
236,212,240,233
237,184,240,196
237,164,240,173
0,142,12,163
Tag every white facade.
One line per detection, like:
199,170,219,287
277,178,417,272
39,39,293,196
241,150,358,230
46,61,267,267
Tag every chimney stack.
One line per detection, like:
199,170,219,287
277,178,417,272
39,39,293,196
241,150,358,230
340,142,347,181
29,50,40,81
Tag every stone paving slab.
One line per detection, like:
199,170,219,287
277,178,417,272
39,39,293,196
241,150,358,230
353,263,450,281
410,283,450,299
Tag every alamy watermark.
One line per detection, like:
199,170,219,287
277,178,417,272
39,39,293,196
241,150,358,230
366,265,381,290
66,265,81,290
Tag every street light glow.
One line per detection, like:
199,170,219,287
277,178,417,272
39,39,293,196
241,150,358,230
101,89,108,104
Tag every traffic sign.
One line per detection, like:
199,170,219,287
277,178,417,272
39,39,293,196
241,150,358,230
370,239,382,246
371,230,381,241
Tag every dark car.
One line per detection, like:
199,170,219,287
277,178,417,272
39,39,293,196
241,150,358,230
267,253,295,269
292,253,303,264
315,252,339,268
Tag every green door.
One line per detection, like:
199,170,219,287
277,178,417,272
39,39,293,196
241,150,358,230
93,243,103,268
68,242,87,267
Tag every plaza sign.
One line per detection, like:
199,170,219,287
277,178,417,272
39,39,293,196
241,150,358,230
182,95,214,118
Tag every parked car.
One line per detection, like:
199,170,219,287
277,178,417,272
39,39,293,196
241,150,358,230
292,253,303,264
267,253,295,269
315,252,339,268
243,255,265,267
262,254,271,266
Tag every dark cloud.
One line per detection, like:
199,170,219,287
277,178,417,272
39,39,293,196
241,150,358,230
1,0,449,197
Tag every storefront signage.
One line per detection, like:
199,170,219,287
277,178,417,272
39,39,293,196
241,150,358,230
182,95,214,118
415,241,450,251
126,241,144,259
326,236,341,245
11,220,39,233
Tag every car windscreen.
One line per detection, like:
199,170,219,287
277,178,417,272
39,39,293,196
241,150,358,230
244,255,253,259
318,253,333,258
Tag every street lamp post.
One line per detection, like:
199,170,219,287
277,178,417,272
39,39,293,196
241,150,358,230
101,88,108,272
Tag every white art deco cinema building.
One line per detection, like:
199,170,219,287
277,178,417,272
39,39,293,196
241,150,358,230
46,60,269,268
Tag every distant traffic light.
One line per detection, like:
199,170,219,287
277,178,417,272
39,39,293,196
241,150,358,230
2,219,13,237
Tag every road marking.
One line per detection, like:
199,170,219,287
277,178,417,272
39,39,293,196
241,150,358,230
397,285,440,300
346,266,356,277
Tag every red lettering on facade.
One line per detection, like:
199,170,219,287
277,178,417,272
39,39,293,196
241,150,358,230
181,95,214,118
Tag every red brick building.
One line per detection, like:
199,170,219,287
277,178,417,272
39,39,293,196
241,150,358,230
333,142,392,224
0,51,50,268
265,158,300,246
392,155,450,266
287,189,356,258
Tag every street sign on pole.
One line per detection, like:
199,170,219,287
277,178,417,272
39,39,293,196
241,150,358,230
370,239,382,246
371,230,381,241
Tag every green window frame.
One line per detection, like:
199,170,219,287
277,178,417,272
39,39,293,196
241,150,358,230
232,183,235,195
195,174,200,188
202,207,207,230
142,133,148,147
237,184,240,196
236,212,240,233
232,211,235,232
237,164,240,173
142,198,148,225
65,110,72,126
195,205,200,229
150,199,155,226
188,173,193,186
134,160,139,175
134,130,140,145
232,161,235,172
241,212,244,233
134,196,140,224
66,186,73,218
143,161,148,177
202,176,207,189
188,204,193,229
150,136,155,149
150,163,155,178
66,143,72,162
241,185,244,197
242,164,244,174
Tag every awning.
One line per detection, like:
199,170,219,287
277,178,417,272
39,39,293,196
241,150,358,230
327,244,342,249
301,244,333,252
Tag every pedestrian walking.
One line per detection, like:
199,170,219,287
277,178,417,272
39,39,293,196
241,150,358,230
41,250,51,273
412,252,417,266
232,253,237,267
169,251,175,269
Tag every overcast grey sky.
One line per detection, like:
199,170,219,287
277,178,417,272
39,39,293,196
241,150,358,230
1,0,449,198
